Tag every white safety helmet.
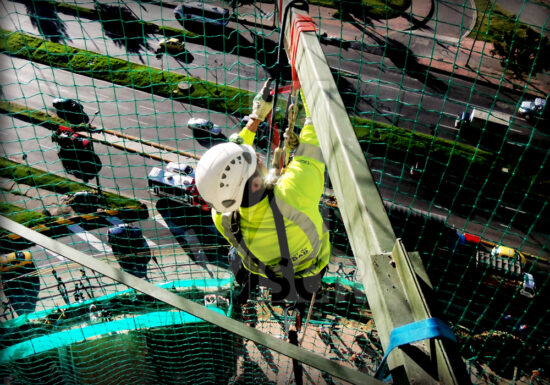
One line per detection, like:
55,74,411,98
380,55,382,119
195,142,257,213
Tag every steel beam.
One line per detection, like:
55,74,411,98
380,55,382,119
278,1,470,383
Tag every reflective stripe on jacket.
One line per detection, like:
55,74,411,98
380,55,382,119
213,119,330,279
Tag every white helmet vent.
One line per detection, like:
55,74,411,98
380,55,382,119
195,143,257,213
242,152,252,163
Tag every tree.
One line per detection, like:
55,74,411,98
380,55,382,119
491,24,550,79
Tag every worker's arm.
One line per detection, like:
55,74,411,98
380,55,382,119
294,90,322,155
297,117,321,149
238,80,273,145
245,117,263,134
278,118,325,208
237,119,260,146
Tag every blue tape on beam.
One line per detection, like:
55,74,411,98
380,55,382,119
374,318,457,380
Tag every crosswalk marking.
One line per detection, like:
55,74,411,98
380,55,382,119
144,237,157,248
61,215,187,257
68,224,113,254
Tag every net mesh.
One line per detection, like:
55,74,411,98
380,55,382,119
0,0,549,384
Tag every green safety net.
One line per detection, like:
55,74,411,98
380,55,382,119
0,0,548,384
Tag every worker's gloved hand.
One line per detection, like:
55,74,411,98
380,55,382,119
249,80,273,122
249,94,273,122
284,128,299,150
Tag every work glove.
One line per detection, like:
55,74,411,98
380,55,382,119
249,79,273,122
283,128,299,150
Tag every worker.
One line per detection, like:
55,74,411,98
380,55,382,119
195,81,331,305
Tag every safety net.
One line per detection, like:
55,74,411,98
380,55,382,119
0,0,548,384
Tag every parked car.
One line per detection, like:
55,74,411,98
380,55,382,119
1,251,40,315
53,126,102,183
52,98,90,126
187,117,222,136
107,224,151,278
518,97,547,121
155,37,186,55
1,251,33,273
66,191,103,214
174,2,230,27
148,162,209,210
52,125,92,150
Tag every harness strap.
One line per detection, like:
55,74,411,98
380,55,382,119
274,197,323,272
221,211,280,282
221,192,300,301
268,189,298,301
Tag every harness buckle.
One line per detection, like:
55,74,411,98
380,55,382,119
229,211,240,235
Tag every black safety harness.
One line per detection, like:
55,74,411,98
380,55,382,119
228,189,298,302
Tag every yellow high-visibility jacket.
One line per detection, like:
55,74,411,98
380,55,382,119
212,118,330,279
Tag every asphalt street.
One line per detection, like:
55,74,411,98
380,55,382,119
5,0,547,151
0,54,243,151
1,1,548,257
4,213,232,313
2,0,545,140
0,0,266,91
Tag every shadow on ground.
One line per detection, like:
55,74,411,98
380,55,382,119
94,2,152,62
364,26,449,93
17,0,70,43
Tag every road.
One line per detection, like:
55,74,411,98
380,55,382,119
322,38,550,146
497,0,550,37
368,159,545,256
1,3,549,381
2,74,546,264
1,2,547,257
0,0,546,270
0,0,267,90
0,2,547,249
2,0,545,145
0,54,243,151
